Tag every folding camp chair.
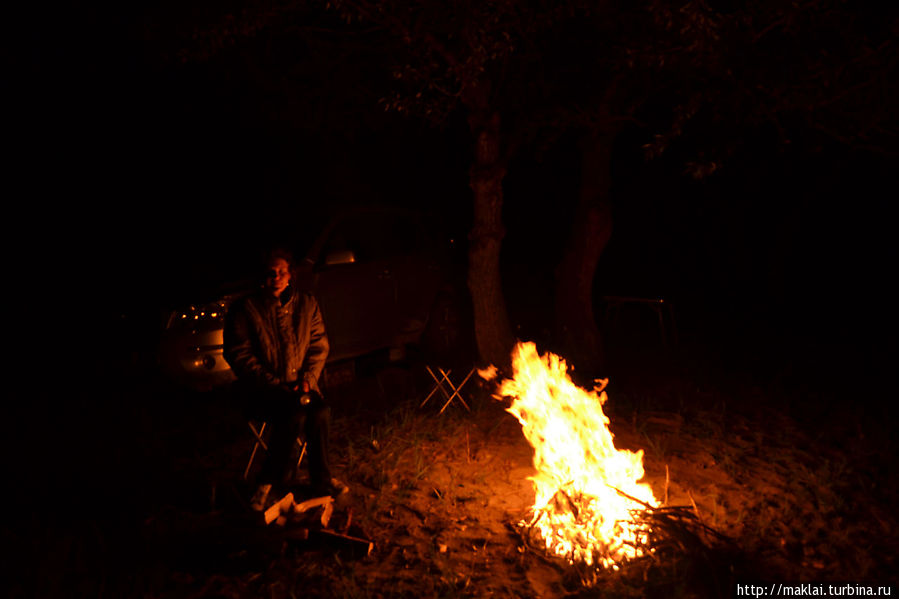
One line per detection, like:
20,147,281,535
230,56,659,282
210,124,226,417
420,365,474,414
243,420,307,481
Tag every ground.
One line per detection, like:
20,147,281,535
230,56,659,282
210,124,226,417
7,344,898,598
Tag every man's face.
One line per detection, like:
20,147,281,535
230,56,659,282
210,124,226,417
265,257,291,296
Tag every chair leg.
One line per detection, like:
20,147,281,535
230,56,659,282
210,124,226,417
244,421,268,481
296,439,307,469
421,365,474,414
421,365,453,408
438,368,473,414
245,420,308,482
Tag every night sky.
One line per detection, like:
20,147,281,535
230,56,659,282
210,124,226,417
11,2,897,394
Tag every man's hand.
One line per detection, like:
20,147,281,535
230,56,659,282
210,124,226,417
290,381,311,393
289,380,315,406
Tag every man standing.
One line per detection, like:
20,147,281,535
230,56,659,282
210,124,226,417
224,248,347,509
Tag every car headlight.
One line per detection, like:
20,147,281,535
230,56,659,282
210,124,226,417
193,354,217,370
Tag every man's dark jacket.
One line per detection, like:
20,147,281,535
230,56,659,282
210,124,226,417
223,287,329,392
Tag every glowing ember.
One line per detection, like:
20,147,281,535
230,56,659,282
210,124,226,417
481,342,658,569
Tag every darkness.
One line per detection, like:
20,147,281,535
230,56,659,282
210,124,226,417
7,1,894,405
7,1,894,394
4,3,898,594
502,124,896,382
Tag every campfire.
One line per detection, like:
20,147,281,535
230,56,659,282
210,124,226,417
481,342,660,570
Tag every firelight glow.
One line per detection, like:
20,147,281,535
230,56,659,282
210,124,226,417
482,342,658,568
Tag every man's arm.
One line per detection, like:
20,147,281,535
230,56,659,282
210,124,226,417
301,296,329,392
223,301,280,387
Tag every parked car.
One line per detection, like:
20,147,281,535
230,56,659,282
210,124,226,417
157,204,467,390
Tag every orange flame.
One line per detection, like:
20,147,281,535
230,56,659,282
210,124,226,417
487,342,658,568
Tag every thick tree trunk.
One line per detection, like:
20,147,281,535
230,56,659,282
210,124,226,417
466,106,515,369
553,129,614,378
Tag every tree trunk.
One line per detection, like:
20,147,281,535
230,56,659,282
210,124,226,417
466,105,515,369
553,129,614,378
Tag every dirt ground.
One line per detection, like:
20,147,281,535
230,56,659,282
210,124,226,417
7,348,898,598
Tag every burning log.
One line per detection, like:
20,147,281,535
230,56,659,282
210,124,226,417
515,501,732,588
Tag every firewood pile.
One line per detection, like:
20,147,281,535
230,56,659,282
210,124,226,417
515,492,735,591
261,491,374,557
